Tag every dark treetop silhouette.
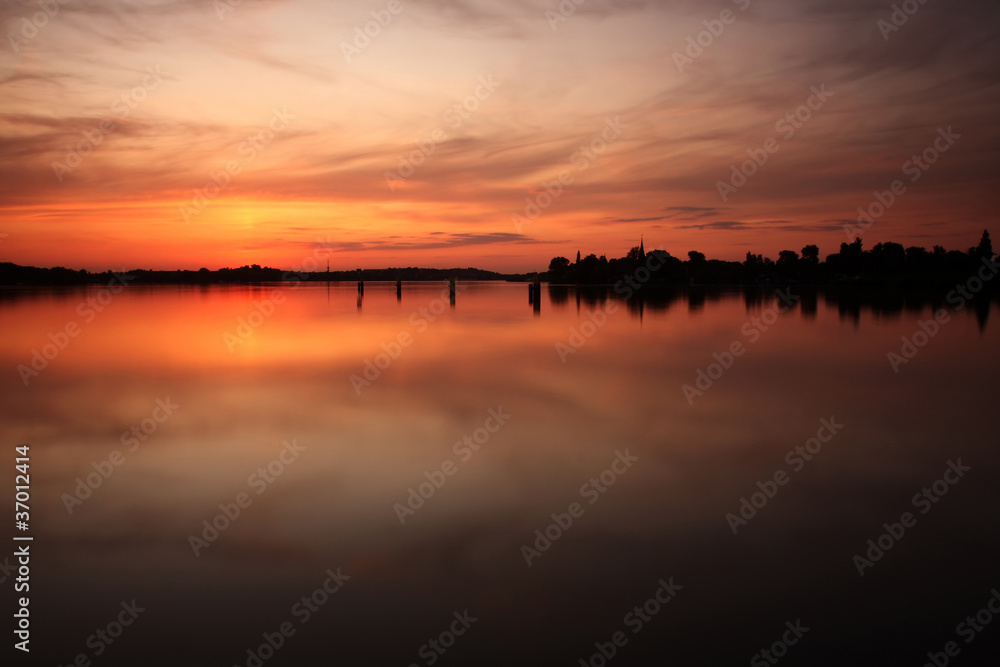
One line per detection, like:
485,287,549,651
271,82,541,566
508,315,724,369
544,230,997,289
0,230,994,289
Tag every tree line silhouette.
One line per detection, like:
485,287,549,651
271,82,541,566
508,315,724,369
545,230,996,288
0,230,994,288
0,262,521,286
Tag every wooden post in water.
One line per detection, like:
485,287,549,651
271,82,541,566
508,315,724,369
528,283,534,303
396,279,402,301
532,275,541,313
356,268,363,294
449,276,456,305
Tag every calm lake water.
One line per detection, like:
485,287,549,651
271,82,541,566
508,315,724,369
1,282,998,666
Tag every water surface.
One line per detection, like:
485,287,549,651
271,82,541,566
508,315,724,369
1,282,998,666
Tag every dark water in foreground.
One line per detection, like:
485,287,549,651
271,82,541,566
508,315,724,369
1,282,998,666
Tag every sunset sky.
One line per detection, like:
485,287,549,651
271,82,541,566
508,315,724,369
1,0,998,272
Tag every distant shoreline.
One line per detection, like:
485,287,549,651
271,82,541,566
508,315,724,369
0,262,532,286
2,229,997,291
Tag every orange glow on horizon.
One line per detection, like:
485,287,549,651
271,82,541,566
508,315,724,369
1,0,997,272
